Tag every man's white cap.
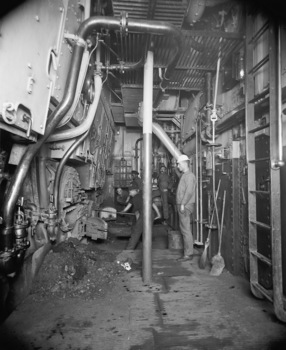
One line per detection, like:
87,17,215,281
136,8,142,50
177,154,190,163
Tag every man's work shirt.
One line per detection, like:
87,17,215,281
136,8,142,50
131,177,143,190
129,191,158,215
158,173,171,191
130,192,143,214
176,170,196,211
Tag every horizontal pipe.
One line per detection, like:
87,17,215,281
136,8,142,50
78,16,183,97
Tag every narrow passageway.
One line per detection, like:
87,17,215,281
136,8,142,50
0,224,286,350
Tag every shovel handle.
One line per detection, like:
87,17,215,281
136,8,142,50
94,209,135,216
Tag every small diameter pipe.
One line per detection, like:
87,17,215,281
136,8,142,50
195,118,200,243
199,118,203,243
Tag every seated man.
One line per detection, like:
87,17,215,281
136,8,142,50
120,182,161,250
116,187,130,206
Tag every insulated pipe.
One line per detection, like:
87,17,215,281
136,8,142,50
54,131,89,211
77,17,182,89
152,122,182,160
47,75,102,142
142,51,154,284
134,137,143,172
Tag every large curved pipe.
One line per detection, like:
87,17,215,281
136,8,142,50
152,122,182,160
2,15,182,230
78,16,183,95
47,74,102,142
54,131,89,211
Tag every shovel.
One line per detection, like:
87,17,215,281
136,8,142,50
94,209,136,217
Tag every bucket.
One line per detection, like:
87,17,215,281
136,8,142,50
168,230,183,250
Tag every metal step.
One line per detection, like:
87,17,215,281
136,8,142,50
249,157,270,163
248,21,269,44
248,123,270,134
250,249,271,266
250,220,271,230
251,282,273,302
248,55,269,75
250,190,270,195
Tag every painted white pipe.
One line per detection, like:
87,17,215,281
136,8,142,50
57,50,91,128
152,122,182,160
142,50,154,284
47,74,102,142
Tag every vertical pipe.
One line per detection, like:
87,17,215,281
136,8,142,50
142,50,154,284
135,137,143,172
195,118,199,243
199,118,203,242
36,148,50,210
272,24,284,169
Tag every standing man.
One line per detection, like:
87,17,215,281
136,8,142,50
176,154,196,261
120,182,161,250
158,165,171,225
130,170,143,190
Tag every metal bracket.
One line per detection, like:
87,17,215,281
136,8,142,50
64,33,87,48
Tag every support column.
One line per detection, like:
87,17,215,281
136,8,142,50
142,50,154,284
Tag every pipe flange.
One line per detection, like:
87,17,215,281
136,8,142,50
120,11,128,37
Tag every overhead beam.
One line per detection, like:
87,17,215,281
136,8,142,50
121,84,203,91
183,30,244,39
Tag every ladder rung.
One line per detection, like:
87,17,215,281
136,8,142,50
248,21,269,44
250,220,271,230
249,157,270,163
250,190,270,195
250,250,272,266
248,55,269,75
248,123,270,134
248,88,269,104
251,282,273,302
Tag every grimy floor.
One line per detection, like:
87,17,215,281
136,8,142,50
1,224,286,350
